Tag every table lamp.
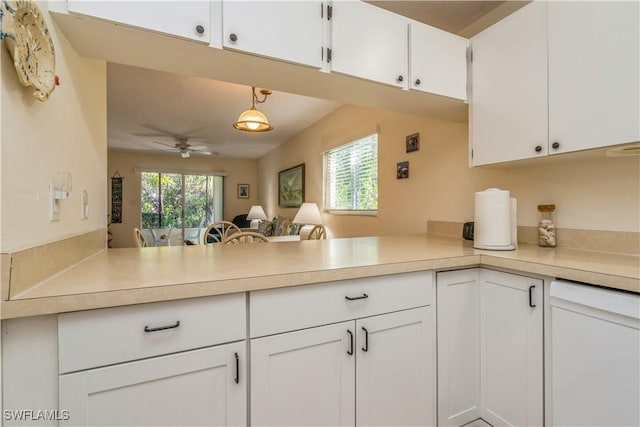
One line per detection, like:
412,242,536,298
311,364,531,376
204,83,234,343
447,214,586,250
293,203,326,239
247,205,268,228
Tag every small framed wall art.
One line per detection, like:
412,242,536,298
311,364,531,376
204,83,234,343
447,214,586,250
406,133,420,153
237,183,250,199
397,161,409,179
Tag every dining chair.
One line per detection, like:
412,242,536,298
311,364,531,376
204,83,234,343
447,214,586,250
222,231,270,244
304,225,327,240
201,221,241,244
132,227,148,247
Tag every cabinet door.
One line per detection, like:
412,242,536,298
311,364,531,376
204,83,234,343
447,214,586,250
331,1,408,88
470,2,548,166
251,321,355,426
436,269,482,426
409,22,468,101
479,269,543,427
222,0,323,69
59,342,246,426
67,1,210,43
548,1,640,154
356,307,435,427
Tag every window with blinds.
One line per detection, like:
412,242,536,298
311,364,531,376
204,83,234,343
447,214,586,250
323,134,378,214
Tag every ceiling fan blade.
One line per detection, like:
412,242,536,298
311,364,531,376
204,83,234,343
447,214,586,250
150,140,177,149
133,132,174,138
138,125,207,140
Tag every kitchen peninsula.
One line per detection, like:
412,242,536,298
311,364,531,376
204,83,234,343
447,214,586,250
3,234,638,319
2,234,639,427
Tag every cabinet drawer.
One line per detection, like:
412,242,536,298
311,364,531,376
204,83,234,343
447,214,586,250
250,271,432,337
59,293,246,374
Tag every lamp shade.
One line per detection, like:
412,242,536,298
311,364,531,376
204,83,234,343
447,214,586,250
233,107,273,132
293,203,323,225
247,205,268,221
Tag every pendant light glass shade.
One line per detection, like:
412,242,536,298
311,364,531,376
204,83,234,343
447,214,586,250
233,106,273,132
233,87,273,132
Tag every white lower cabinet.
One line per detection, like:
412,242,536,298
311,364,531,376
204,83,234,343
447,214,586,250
56,294,247,427
251,306,434,427
250,271,436,426
436,269,482,425
251,321,354,426
59,342,246,426
355,308,434,427
437,268,543,427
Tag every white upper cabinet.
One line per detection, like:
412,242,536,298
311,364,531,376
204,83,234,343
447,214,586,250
409,22,468,100
67,1,211,43
548,1,640,154
330,0,408,88
470,1,640,166
222,0,324,69
470,1,548,166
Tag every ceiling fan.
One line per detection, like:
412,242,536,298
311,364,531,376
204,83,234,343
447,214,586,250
151,137,217,158
134,125,218,158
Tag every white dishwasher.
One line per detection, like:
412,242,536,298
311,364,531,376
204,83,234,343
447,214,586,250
550,280,640,426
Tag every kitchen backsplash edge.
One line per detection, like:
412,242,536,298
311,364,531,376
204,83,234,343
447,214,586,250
2,229,107,300
427,220,640,256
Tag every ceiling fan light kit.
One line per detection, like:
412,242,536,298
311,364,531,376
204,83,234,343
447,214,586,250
233,87,273,132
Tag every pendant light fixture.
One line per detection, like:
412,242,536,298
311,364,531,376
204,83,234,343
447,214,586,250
233,86,273,132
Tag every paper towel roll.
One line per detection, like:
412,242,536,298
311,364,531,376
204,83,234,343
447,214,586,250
474,188,515,250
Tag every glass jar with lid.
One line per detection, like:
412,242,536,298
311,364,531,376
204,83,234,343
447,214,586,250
538,204,556,247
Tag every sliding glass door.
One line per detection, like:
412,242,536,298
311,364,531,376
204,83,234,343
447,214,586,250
141,172,223,245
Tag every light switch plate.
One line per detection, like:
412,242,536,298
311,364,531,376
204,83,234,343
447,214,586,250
81,190,88,219
50,185,60,222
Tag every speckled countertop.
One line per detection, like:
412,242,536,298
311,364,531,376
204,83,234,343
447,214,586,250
2,235,638,319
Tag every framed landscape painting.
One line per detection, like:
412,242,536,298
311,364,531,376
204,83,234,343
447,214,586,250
278,163,305,207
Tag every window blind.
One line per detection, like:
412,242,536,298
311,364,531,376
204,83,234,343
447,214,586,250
323,134,378,212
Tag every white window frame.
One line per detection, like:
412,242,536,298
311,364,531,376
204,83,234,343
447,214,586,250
323,133,378,216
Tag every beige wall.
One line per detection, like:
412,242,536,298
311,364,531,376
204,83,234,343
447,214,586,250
258,105,640,238
107,150,259,247
1,3,107,252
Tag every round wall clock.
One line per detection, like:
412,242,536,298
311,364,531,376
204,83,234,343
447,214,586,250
1,0,56,101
